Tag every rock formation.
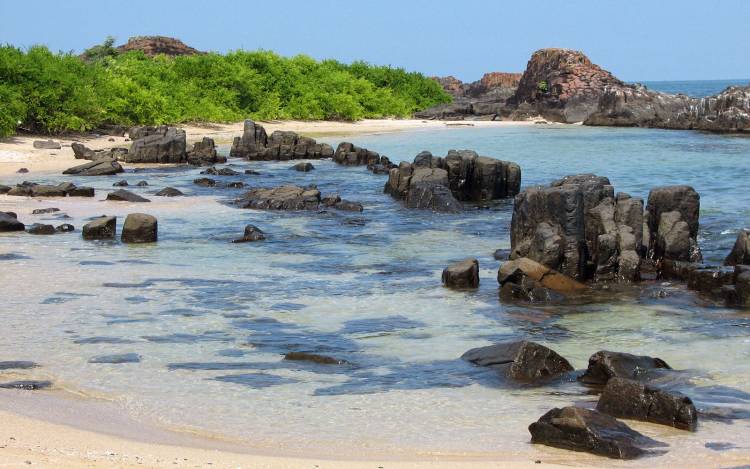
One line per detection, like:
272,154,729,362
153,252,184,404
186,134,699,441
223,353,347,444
72,143,128,161
116,36,202,57
416,72,522,120
125,126,187,163
724,229,750,266
334,142,395,174
442,258,480,289
82,216,116,240
237,185,361,212
106,189,151,203
230,120,334,161
579,351,671,386
498,257,587,302
187,137,225,166
121,213,158,243
63,158,123,176
462,340,573,383
6,182,95,197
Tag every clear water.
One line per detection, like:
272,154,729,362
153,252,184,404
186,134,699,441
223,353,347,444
639,79,750,97
1,124,750,464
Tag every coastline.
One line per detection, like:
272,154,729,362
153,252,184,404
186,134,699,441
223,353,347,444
0,118,543,177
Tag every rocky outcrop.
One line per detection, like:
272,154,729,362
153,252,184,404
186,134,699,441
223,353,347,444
187,137,225,166
417,72,522,120
510,174,701,283
498,257,587,302
596,377,698,431
155,187,184,197
82,216,116,240
121,213,157,243
232,224,266,243
116,36,202,57
106,190,150,203
63,158,124,176
6,182,95,197
462,341,573,382
442,258,479,289
238,185,362,212
529,406,663,459
334,142,395,174
230,120,334,161
385,150,521,211
579,351,671,386
0,212,25,232
125,126,187,163
201,166,240,176
725,229,750,266
72,143,128,161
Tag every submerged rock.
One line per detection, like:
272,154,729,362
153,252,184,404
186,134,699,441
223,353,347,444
82,216,117,240
238,185,321,211
107,189,151,203
498,257,587,302
232,224,266,243
193,177,216,187
27,223,56,235
0,212,25,232
31,207,60,215
0,361,38,370
291,162,315,172
89,353,141,364
201,166,240,176
155,187,184,197
462,340,573,382
442,258,480,289
579,351,671,386
0,380,52,390
283,351,346,365
56,223,75,233
596,377,698,431
121,213,157,243
528,406,663,459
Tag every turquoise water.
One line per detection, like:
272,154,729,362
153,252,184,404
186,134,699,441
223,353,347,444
640,79,750,97
1,124,750,463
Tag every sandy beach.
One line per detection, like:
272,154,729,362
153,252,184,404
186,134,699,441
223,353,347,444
0,119,542,177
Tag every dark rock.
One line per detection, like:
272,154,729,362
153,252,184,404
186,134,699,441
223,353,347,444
687,266,735,295
493,248,510,260
113,180,129,187
596,377,698,430
63,158,124,176
291,162,315,172
16,168,29,173
125,126,187,163
155,187,184,197
244,169,261,175
72,143,128,161
442,258,480,289
579,351,671,386
187,137,225,166
228,181,245,189
121,213,157,243
646,185,702,263
232,224,266,243
68,186,95,197
89,353,141,364
725,229,750,266
333,142,394,174
238,185,321,211
321,193,341,206
0,185,10,194
0,380,52,390
107,189,150,203
230,119,333,160
193,177,216,187
498,257,587,302
334,200,363,212
0,361,38,370
201,166,240,176
27,223,55,235
82,216,116,240
33,139,61,150
462,340,573,382
0,212,25,232
136,180,148,187
283,351,346,365
55,223,75,233
27,184,67,197
528,406,663,459
31,208,60,215
404,182,463,212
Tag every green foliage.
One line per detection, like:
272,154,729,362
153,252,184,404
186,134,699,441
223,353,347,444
537,80,549,94
0,42,451,136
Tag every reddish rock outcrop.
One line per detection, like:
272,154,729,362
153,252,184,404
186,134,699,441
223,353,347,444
116,36,202,57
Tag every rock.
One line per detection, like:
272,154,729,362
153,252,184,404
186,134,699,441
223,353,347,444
283,351,346,365
116,36,202,57
187,137,225,166
16,168,29,173
89,353,141,364
33,140,61,149
528,406,662,459
579,351,671,386
55,223,75,232
193,177,216,187
244,169,261,175
238,185,321,211
232,224,266,243
321,193,341,206
107,190,150,202
228,181,245,189
498,257,587,301
404,182,463,212
0,185,10,194
82,216,117,240
136,180,148,187
461,340,573,382
334,142,393,173
113,180,129,187
333,200,363,212
72,142,128,161
121,213,157,243
125,127,187,163
68,186,95,197
733,269,750,307
687,266,735,295
63,158,124,176
442,258,480,289
230,119,333,160
27,223,55,235
0,361,38,370
416,73,522,120
31,208,60,215
201,166,240,176
725,229,750,266
0,380,52,390
29,184,67,197
596,377,698,430
0,212,25,232
646,186,702,263
155,187,184,197
291,162,314,172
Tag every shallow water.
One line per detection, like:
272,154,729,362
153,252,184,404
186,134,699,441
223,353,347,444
1,124,750,464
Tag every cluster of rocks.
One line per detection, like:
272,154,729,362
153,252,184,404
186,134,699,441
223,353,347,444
416,72,522,120
462,341,696,459
115,36,202,57
384,150,521,212
2,181,94,197
333,142,395,174
82,214,157,243
237,185,363,212
504,174,702,300
0,211,73,235
230,120,334,161
124,126,188,164
72,142,128,161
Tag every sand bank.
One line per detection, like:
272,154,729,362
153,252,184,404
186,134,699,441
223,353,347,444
0,118,543,177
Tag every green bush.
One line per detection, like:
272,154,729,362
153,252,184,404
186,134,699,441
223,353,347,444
0,41,451,137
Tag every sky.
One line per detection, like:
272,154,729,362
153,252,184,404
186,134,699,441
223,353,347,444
2,0,749,82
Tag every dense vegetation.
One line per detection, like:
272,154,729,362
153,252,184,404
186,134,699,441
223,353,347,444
0,40,450,137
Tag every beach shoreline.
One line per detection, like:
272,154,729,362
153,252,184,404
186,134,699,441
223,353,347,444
0,118,544,177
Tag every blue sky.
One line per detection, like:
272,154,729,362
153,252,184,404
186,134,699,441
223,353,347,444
2,0,749,82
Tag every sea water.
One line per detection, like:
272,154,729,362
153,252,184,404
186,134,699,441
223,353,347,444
1,105,750,464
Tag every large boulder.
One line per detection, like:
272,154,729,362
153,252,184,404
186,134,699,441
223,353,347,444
121,213,157,243
82,216,116,240
442,258,479,289
63,158,124,176
230,120,333,161
645,185,702,264
125,127,187,163
462,341,573,382
528,406,663,459
579,351,671,386
725,229,750,266
187,137,225,166
238,185,321,211
106,190,151,202
596,377,698,431
498,257,587,302
0,212,25,232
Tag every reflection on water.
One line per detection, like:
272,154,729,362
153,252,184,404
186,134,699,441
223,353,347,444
1,125,750,461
